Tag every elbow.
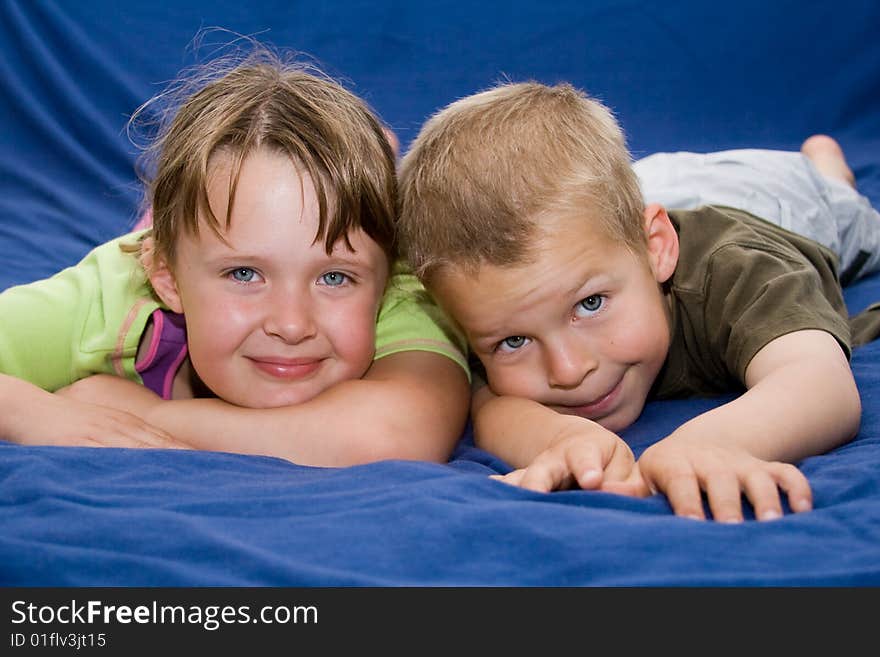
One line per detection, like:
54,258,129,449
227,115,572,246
827,373,862,451
821,357,862,448
843,386,862,443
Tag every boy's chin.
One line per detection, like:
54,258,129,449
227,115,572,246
555,403,641,434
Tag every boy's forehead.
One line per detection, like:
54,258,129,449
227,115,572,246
430,260,580,332
428,220,640,334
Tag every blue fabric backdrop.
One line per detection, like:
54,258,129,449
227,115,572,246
2,0,879,585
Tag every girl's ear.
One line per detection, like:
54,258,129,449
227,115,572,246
142,236,184,313
642,203,679,284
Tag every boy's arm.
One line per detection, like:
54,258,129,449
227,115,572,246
0,373,183,449
631,329,859,521
61,350,470,466
472,384,638,491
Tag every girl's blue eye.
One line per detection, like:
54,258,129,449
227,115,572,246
498,335,529,352
576,294,604,316
231,268,256,283
321,271,349,286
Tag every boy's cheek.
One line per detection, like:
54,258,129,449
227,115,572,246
482,363,541,400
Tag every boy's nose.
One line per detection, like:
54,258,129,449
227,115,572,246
546,339,596,389
263,291,317,344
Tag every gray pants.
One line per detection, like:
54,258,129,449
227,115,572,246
633,149,880,284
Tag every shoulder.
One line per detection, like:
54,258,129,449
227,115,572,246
374,260,469,375
669,206,838,294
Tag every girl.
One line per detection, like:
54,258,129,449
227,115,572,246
0,47,470,466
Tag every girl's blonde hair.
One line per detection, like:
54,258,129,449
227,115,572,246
130,45,396,266
397,81,645,282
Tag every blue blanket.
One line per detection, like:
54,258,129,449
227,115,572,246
2,0,879,586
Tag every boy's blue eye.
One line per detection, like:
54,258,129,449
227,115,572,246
499,335,529,352
576,294,604,316
231,268,256,283
321,271,349,286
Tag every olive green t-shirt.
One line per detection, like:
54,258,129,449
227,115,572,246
651,205,879,400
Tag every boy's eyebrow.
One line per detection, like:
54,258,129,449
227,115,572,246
465,315,525,342
465,271,610,342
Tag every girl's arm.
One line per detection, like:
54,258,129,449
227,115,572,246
60,350,470,465
1,373,183,449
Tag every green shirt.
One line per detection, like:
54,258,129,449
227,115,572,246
0,230,469,392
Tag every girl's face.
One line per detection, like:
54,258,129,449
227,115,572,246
152,147,389,408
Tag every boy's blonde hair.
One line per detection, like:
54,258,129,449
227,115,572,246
397,81,645,282
131,47,396,266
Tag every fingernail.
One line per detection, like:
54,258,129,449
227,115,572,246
581,469,601,484
791,498,812,512
759,509,781,521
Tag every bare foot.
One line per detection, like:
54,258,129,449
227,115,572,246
800,134,856,189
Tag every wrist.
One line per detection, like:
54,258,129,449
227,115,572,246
547,413,615,449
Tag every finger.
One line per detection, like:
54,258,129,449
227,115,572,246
86,432,157,449
602,442,636,483
131,429,187,450
704,472,746,523
769,462,813,513
517,459,566,493
741,470,785,521
58,436,108,448
601,465,651,497
493,469,526,487
661,470,705,520
87,419,183,450
564,441,604,489
601,480,651,497
102,411,185,450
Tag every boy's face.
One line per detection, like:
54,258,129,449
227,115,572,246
152,147,388,408
431,208,677,432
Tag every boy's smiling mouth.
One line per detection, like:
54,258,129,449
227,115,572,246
554,377,624,419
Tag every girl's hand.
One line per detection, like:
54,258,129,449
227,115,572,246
12,388,184,449
57,374,166,418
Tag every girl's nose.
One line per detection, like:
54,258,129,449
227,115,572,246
263,290,317,343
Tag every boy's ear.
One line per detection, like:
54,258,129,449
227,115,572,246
643,203,679,284
142,236,184,314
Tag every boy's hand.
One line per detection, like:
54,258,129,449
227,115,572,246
492,422,642,494
632,436,813,522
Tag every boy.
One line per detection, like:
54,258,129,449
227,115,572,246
396,81,880,521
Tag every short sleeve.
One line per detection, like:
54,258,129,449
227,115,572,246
373,261,470,379
703,243,851,381
0,232,157,391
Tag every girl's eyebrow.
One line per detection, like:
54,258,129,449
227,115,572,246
198,243,377,266
326,252,374,267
